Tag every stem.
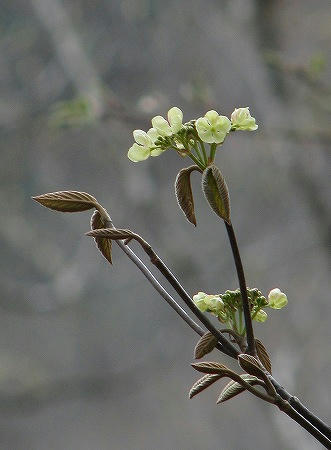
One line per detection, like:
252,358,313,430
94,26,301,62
187,152,205,171
198,140,208,166
276,398,331,448
97,207,238,359
238,308,243,335
268,374,331,442
95,205,331,446
210,143,217,162
224,222,256,355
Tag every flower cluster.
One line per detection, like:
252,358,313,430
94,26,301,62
128,107,184,162
127,106,258,167
193,287,287,334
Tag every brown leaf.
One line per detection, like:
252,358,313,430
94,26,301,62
194,332,217,359
191,361,229,375
189,374,221,399
175,165,201,226
217,374,262,404
86,228,135,240
255,339,272,374
90,210,112,264
238,354,265,379
32,191,97,212
201,165,231,224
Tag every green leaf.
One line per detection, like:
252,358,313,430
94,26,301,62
189,374,221,399
217,374,262,404
194,332,217,359
90,211,112,265
175,165,201,226
32,191,97,212
255,339,272,374
201,165,230,224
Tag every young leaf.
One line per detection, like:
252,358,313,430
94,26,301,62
191,361,229,375
194,332,217,359
90,210,112,264
238,354,265,379
201,165,231,224
175,165,201,226
86,228,135,240
32,191,97,212
217,374,262,404
255,339,272,374
189,374,221,399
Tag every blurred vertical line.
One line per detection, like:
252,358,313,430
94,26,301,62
30,0,104,118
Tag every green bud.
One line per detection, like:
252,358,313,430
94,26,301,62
254,309,268,322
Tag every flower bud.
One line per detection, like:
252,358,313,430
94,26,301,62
193,292,209,312
231,107,258,131
268,288,288,309
254,309,268,322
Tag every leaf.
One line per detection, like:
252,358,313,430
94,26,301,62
194,332,217,359
189,374,221,399
32,191,97,212
238,354,265,379
201,165,231,224
191,361,229,375
90,210,112,264
217,374,262,404
255,339,272,374
175,165,201,226
86,228,135,240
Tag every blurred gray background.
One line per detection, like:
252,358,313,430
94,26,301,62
0,1,330,449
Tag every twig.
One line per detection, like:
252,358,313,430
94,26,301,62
224,222,256,355
95,206,238,358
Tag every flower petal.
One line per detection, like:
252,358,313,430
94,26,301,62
133,129,153,146
168,106,183,133
196,117,215,143
127,143,150,162
205,110,220,125
151,115,172,136
147,127,159,143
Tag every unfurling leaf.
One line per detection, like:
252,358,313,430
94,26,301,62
32,191,97,212
86,228,135,240
194,332,217,359
201,165,231,224
255,339,272,374
217,374,262,404
238,354,265,379
189,374,221,399
175,165,201,226
90,210,112,264
191,361,229,375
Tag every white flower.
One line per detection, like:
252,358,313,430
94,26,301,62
230,107,258,131
268,288,288,309
195,110,231,144
151,107,183,137
127,128,163,162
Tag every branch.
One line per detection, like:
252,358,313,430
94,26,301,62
224,222,256,355
94,206,239,359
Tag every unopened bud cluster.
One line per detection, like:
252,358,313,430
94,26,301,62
193,287,287,334
128,106,258,167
